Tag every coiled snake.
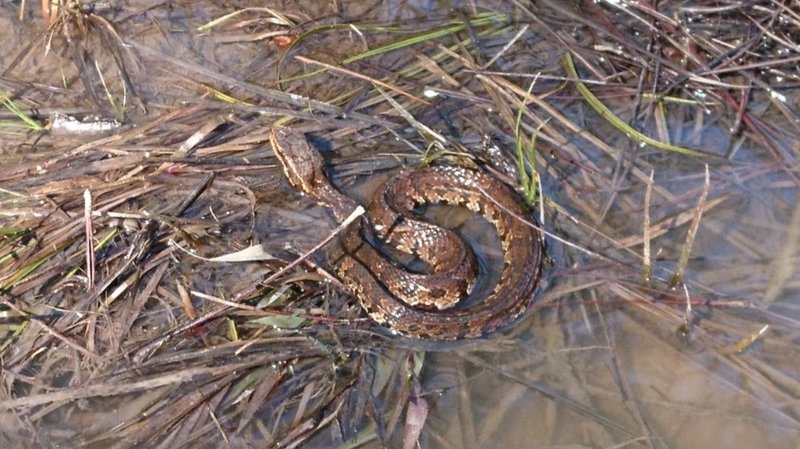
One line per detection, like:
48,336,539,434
269,127,544,340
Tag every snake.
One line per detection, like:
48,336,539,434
269,127,544,340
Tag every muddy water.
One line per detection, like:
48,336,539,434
1,1,799,448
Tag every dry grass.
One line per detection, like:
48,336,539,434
0,1,799,448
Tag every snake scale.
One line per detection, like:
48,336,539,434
269,127,544,340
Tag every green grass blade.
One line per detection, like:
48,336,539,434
0,91,44,131
563,53,710,158
278,12,506,85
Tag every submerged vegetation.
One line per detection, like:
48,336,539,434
0,1,799,448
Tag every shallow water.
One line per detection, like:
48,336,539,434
1,1,799,448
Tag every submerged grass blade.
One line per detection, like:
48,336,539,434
341,13,504,65
642,170,654,284
196,7,293,32
375,86,446,146
0,235,35,267
723,324,770,353
0,91,44,131
563,53,710,158
295,55,429,104
514,80,542,205
0,227,30,238
0,243,56,291
64,228,119,279
278,12,507,85
670,165,710,287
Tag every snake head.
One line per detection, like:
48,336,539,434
269,127,327,194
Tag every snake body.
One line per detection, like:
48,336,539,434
269,127,544,340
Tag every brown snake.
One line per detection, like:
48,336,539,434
269,127,544,340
